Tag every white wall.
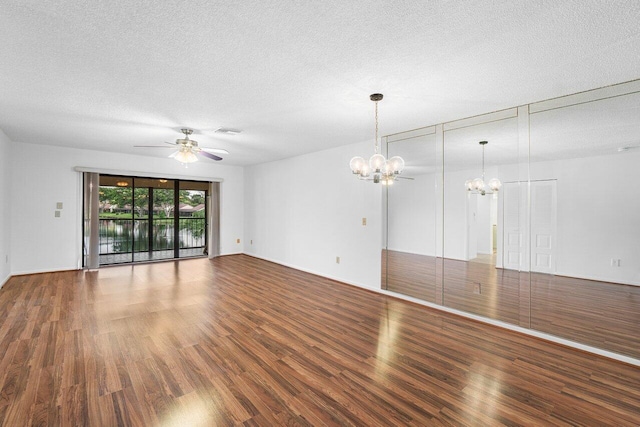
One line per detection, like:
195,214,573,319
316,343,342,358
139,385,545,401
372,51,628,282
387,174,438,256
10,142,244,275
531,152,640,285
243,141,382,290
0,129,11,285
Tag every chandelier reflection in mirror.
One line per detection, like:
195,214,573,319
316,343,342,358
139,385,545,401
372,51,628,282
349,94,405,185
465,140,501,196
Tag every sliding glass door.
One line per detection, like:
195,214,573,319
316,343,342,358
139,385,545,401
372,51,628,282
95,175,208,265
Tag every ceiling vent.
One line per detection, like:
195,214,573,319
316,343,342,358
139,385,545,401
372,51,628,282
215,128,241,135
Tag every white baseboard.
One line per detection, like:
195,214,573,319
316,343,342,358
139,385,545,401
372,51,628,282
11,266,80,276
385,247,436,257
0,273,10,289
553,270,640,287
243,253,377,292
216,251,243,257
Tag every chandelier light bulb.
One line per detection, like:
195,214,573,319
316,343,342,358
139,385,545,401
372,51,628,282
389,156,405,174
488,178,502,191
472,178,485,191
369,153,386,172
350,156,365,174
382,160,394,176
360,163,371,177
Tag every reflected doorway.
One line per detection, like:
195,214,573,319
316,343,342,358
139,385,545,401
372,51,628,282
499,179,557,273
530,180,557,274
466,192,498,266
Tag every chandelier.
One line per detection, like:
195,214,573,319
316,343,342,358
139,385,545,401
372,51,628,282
465,140,501,196
349,94,404,185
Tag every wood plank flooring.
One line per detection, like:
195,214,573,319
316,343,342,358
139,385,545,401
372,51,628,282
0,254,639,426
383,250,640,360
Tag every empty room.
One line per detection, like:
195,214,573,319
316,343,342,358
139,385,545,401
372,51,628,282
1,1,639,425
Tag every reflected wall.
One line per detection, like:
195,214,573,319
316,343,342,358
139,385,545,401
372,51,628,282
382,79,640,360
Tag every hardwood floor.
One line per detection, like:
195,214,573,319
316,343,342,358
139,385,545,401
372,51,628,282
1,255,639,426
383,250,640,360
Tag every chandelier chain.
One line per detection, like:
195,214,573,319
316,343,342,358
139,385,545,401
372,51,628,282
374,100,379,154
482,143,485,181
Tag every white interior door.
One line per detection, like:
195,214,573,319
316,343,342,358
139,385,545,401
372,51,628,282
531,180,557,274
502,182,527,270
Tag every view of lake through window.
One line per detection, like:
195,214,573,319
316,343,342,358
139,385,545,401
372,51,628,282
89,175,209,265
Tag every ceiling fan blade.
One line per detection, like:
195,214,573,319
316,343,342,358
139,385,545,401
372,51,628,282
198,150,223,161
396,176,415,180
134,145,176,148
168,151,179,158
200,147,229,155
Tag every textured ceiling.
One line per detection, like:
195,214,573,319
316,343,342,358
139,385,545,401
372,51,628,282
1,0,640,166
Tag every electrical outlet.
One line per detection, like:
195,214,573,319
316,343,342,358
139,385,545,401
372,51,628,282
611,258,621,267
54,210,61,218
362,217,367,226
236,238,240,244
250,240,253,245
474,283,482,294
336,256,340,264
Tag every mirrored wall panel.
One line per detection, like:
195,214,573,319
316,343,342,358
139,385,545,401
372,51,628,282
382,127,442,304
382,79,640,360
528,84,640,359
442,110,528,325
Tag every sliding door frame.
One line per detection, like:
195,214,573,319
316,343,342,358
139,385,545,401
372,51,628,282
83,173,217,266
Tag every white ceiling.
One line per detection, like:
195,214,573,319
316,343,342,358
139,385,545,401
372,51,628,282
1,0,640,166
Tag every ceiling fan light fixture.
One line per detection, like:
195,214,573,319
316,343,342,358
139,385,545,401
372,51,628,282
134,128,227,164
175,148,198,164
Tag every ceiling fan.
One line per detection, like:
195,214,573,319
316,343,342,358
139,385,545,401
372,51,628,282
135,128,228,163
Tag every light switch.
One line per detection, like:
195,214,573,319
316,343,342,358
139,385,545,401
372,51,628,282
56,202,63,209
362,217,367,226
55,210,61,218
